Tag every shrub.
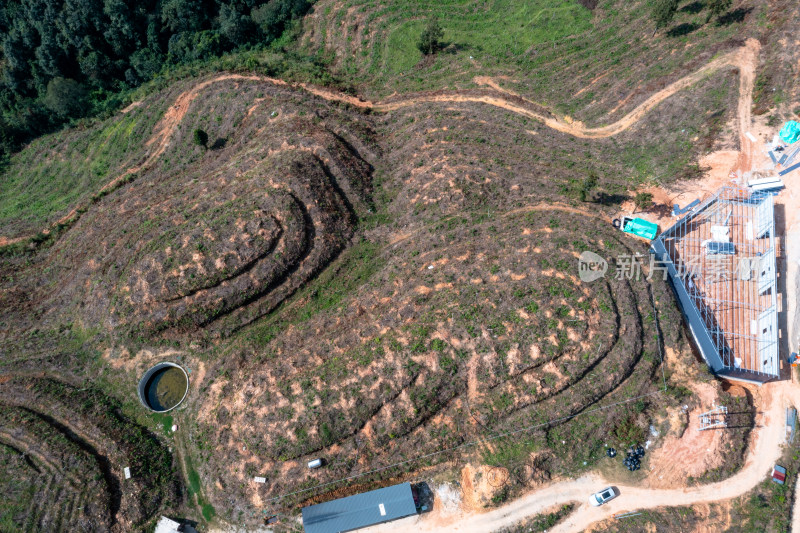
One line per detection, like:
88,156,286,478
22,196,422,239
417,16,444,55
633,192,654,213
650,0,678,35
579,172,598,202
193,128,209,148
706,0,732,23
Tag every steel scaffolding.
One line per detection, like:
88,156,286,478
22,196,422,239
651,187,779,385
698,405,729,431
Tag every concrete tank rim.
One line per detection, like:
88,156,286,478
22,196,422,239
137,362,189,413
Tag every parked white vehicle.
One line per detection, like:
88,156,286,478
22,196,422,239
589,487,618,506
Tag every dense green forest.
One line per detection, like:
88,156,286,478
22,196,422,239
0,0,312,157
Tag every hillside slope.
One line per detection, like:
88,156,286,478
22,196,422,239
1,0,799,531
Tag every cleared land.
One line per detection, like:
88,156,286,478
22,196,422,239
302,0,760,121
1,1,798,532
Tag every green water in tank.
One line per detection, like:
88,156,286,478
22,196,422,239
145,367,187,411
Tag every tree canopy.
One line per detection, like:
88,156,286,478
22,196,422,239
0,0,314,156
417,16,444,55
649,0,679,34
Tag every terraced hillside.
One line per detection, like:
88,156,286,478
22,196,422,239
0,76,378,340
173,64,746,516
0,376,178,532
195,203,680,509
0,68,704,527
300,0,765,124
303,0,592,76
1,0,797,530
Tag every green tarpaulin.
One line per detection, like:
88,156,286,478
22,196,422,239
780,121,800,144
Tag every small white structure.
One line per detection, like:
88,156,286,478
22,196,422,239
123,467,131,480
254,476,266,483
307,458,323,469
171,424,178,432
154,516,181,533
748,176,784,193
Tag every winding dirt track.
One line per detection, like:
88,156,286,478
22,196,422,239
0,40,755,246
363,384,793,533
303,42,755,140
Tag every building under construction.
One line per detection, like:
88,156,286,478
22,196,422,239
651,187,780,385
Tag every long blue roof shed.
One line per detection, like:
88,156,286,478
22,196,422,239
301,482,417,533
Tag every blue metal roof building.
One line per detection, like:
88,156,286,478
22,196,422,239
301,482,417,533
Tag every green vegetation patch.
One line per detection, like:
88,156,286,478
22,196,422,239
498,503,576,532
0,444,37,532
246,238,385,349
377,0,591,74
152,413,175,435
0,102,166,239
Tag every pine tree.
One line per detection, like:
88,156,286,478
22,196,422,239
417,16,444,55
193,128,208,149
650,0,678,36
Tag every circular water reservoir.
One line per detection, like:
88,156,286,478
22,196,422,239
137,362,189,412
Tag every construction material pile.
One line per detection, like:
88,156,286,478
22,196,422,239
622,445,645,472
764,122,800,183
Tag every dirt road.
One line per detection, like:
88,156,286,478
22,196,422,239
302,43,751,140
0,40,758,246
363,382,794,533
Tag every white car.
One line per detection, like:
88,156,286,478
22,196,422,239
589,486,618,506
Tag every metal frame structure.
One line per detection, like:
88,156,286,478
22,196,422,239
698,404,728,431
651,187,779,385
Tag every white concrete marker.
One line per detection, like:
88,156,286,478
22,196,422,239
254,477,266,483
124,467,131,479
